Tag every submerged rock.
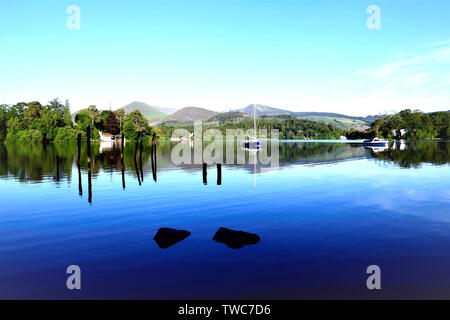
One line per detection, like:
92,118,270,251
153,227,191,249
213,227,260,249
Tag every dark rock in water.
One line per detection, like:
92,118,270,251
154,228,191,249
213,227,260,249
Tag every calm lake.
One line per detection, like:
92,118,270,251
0,140,449,299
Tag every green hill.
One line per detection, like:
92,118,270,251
295,115,370,130
208,111,251,123
119,101,167,122
162,107,218,123
236,104,374,130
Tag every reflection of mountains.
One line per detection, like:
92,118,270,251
1,141,449,183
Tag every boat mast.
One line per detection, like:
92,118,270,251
253,103,257,138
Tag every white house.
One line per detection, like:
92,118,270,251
391,129,407,137
99,132,114,142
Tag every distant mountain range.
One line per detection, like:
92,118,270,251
234,104,375,129
71,102,400,130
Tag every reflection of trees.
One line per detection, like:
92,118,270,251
1,141,449,184
279,142,365,164
372,141,450,168
0,143,75,183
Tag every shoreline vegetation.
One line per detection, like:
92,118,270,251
0,99,449,144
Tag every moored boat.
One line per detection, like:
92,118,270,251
362,137,389,147
242,103,262,151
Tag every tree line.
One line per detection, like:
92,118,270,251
1,102,448,144
347,109,450,140
159,115,346,140
0,99,153,143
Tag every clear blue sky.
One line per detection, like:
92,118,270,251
1,0,449,115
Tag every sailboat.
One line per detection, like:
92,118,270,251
243,103,262,151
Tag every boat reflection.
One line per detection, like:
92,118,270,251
363,146,389,153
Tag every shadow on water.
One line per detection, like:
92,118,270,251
153,227,191,249
213,227,260,249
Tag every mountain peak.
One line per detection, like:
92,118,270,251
118,101,167,122
238,104,292,116
163,107,218,123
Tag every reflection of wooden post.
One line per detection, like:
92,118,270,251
203,163,207,185
134,136,141,185
152,133,158,182
87,126,92,204
134,137,138,157
55,156,60,182
217,163,222,185
121,134,125,190
77,133,83,196
151,143,157,182
139,134,144,182
134,152,141,186
88,167,92,204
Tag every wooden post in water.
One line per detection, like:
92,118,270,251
87,126,92,204
86,126,91,160
77,133,83,196
217,163,222,185
203,163,207,185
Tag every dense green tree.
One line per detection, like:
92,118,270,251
37,108,59,142
123,110,151,140
54,126,82,142
74,110,99,140
6,117,25,134
24,101,43,126
5,117,27,142
352,109,450,140
16,130,43,143
87,105,100,127
8,102,27,120
0,105,8,141
63,99,73,127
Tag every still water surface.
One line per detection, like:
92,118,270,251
0,141,449,299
